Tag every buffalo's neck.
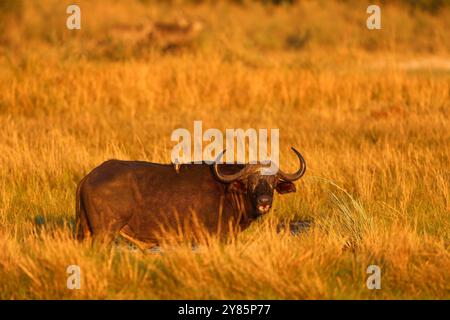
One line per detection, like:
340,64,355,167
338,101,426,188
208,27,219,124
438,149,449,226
227,191,256,230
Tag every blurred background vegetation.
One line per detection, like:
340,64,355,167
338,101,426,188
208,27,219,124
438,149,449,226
0,0,449,62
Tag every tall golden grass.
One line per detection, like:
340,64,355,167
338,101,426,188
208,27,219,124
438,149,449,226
0,0,449,299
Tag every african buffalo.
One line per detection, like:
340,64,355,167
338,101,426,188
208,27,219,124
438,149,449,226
75,148,306,249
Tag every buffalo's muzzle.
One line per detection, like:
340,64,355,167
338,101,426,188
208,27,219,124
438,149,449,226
257,204,271,214
256,195,272,214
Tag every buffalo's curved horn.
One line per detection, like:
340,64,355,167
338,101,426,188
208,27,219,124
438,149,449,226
212,150,247,183
278,147,306,181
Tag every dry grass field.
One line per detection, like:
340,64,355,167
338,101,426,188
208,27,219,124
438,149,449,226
0,0,449,299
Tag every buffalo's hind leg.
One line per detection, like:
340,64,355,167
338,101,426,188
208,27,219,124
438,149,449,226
119,225,156,252
76,177,92,241
75,200,92,241
87,209,130,246
90,220,128,245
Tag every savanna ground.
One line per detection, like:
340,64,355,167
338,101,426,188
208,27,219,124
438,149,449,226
0,0,449,299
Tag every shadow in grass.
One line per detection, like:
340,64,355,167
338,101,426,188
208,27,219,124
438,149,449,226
276,219,313,236
33,214,76,234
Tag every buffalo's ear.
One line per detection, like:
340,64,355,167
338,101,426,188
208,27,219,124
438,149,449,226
276,181,296,194
227,181,247,193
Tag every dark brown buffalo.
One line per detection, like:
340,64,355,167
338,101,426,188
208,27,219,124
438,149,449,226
75,148,306,249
